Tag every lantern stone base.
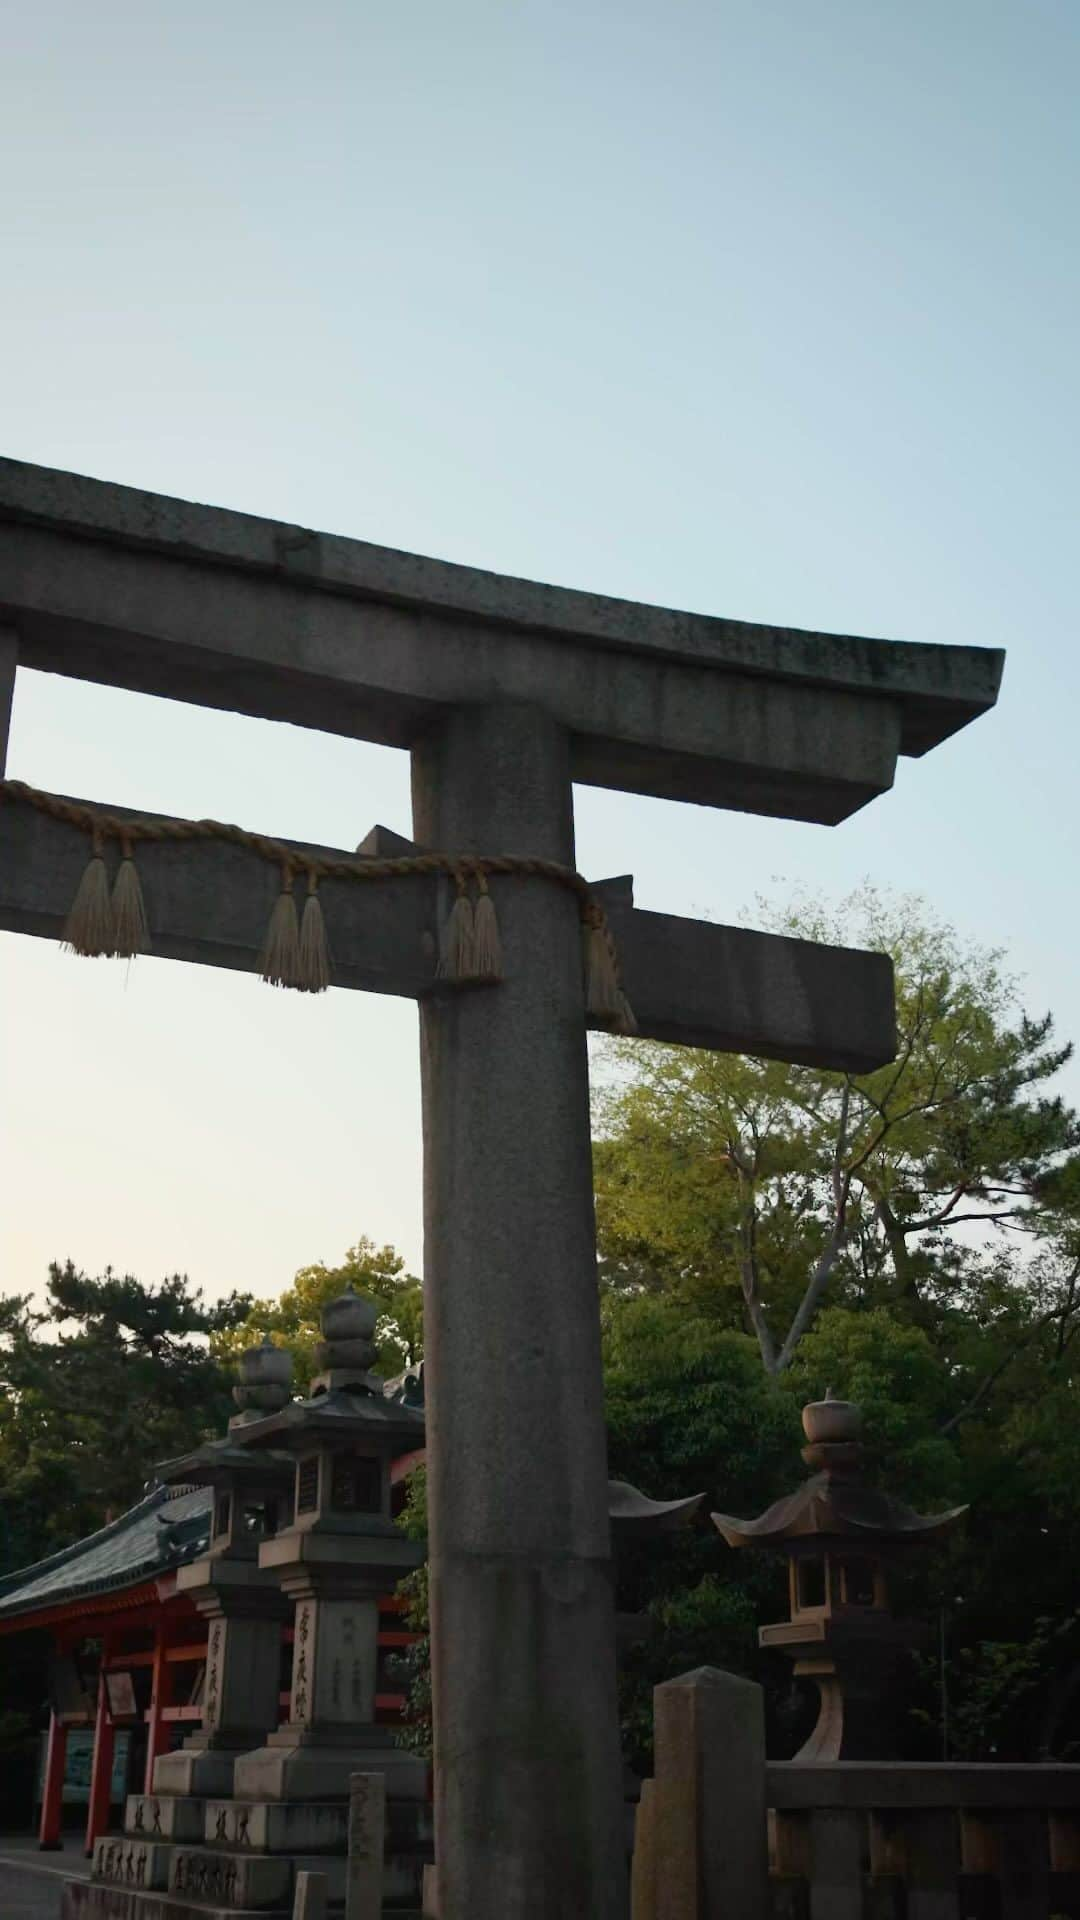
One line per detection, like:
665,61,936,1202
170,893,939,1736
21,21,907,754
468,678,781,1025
203,1796,349,1852
202,1792,433,1858
150,1748,246,1798
166,1847,346,1906
761,1616,922,1761
71,1765,432,1918
124,1796,206,1843
72,1833,426,1915
90,1838,172,1891
233,1724,427,1802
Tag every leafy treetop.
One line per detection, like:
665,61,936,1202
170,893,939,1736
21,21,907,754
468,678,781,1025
212,1236,422,1391
0,1262,251,1571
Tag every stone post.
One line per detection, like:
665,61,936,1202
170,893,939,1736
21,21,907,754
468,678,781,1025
630,1780,658,1920
151,1568,287,1798
294,1870,330,1919
346,1771,385,1920
412,701,626,1920
649,1668,770,1920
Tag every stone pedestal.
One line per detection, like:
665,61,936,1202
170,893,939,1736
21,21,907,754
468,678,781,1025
784,1626,921,1762
151,1559,288,1798
233,1528,425,1803
125,1794,206,1843
70,1781,431,1917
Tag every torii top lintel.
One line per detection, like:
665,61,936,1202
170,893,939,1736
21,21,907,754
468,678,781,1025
0,458,1002,826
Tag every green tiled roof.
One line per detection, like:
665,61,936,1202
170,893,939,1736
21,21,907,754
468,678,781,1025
0,1485,211,1620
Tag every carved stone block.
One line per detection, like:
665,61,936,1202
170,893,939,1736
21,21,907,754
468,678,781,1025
124,1792,205,1841
91,1836,169,1889
202,1798,348,1852
169,1847,288,1907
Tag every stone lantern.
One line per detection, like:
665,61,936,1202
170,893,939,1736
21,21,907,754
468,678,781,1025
227,1287,427,1804
712,1393,965,1761
148,1338,296,1799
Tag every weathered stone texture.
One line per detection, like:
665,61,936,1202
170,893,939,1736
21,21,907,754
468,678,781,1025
649,1667,771,1920
415,704,627,1920
124,1796,204,1843
92,1837,169,1891
345,1772,385,1920
292,1870,329,1919
0,455,1004,819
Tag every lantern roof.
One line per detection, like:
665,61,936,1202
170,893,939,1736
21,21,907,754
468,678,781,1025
713,1393,966,1551
607,1481,706,1534
224,1285,426,1452
232,1383,426,1455
154,1436,295,1490
712,1473,966,1550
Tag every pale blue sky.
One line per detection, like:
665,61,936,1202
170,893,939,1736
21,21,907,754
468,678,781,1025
1,1,1076,1302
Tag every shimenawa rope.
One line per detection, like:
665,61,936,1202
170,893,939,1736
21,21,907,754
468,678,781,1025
0,778,636,1032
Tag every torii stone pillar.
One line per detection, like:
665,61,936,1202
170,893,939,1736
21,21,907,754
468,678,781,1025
0,457,1004,1920
414,703,624,1916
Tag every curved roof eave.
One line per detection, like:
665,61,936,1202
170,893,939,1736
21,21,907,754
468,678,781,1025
0,1486,211,1623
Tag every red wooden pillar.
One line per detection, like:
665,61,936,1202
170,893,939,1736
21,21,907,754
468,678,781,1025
84,1664,116,1857
38,1711,68,1850
143,1621,171,1793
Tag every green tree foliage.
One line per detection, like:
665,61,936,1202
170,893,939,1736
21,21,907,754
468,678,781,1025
602,1285,1080,1764
213,1236,422,1391
594,888,1080,1375
0,1262,251,1571
592,891,1080,1761
601,1300,794,1766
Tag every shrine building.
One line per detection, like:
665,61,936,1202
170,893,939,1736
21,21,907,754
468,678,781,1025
0,1444,423,1854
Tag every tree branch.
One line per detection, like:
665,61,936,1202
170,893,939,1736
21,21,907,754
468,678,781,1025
733,1163,779,1373
940,1280,1080,1435
774,1087,854,1372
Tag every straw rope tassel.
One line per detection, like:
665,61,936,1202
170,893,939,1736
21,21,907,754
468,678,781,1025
438,870,476,981
297,868,332,993
470,872,503,983
583,903,637,1035
62,826,115,957
261,865,302,988
111,836,151,958
4,778,638,1016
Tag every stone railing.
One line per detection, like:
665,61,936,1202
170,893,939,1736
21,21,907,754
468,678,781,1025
631,1668,1080,1920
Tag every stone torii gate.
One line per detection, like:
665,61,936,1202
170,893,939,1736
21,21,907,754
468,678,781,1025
0,457,1002,1920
